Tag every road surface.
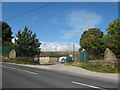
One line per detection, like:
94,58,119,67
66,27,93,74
2,63,118,89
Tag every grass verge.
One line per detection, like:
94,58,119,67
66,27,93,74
64,62,120,73
2,59,39,65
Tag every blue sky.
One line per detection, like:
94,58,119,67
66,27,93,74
2,2,118,51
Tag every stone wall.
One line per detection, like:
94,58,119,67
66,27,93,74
88,60,119,68
88,48,119,68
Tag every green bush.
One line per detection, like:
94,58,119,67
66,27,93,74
88,53,104,60
15,57,34,61
2,42,15,49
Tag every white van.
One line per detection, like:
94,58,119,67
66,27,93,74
59,56,66,62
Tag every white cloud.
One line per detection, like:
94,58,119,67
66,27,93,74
61,10,102,39
61,26,95,39
61,29,82,39
66,10,102,29
31,16,38,21
41,41,80,52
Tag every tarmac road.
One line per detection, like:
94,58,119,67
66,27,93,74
2,63,119,89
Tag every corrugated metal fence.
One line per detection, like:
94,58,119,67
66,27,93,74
73,51,89,63
80,50,89,63
1,47,11,56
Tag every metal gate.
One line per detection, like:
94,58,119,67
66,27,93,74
66,54,73,63
2,47,11,56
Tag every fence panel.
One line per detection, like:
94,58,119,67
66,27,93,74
73,52,80,62
2,47,11,56
80,51,89,63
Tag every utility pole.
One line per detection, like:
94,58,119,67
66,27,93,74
55,45,58,62
55,45,57,52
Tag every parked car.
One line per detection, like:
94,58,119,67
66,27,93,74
59,57,66,62
61,58,67,64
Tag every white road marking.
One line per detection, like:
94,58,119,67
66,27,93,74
72,81,105,90
3,65,38,74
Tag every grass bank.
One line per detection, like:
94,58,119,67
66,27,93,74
64,62,119,73
2,59,39,65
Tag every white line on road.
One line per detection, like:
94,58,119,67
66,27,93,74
72,81,105,90
3,65,38,74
